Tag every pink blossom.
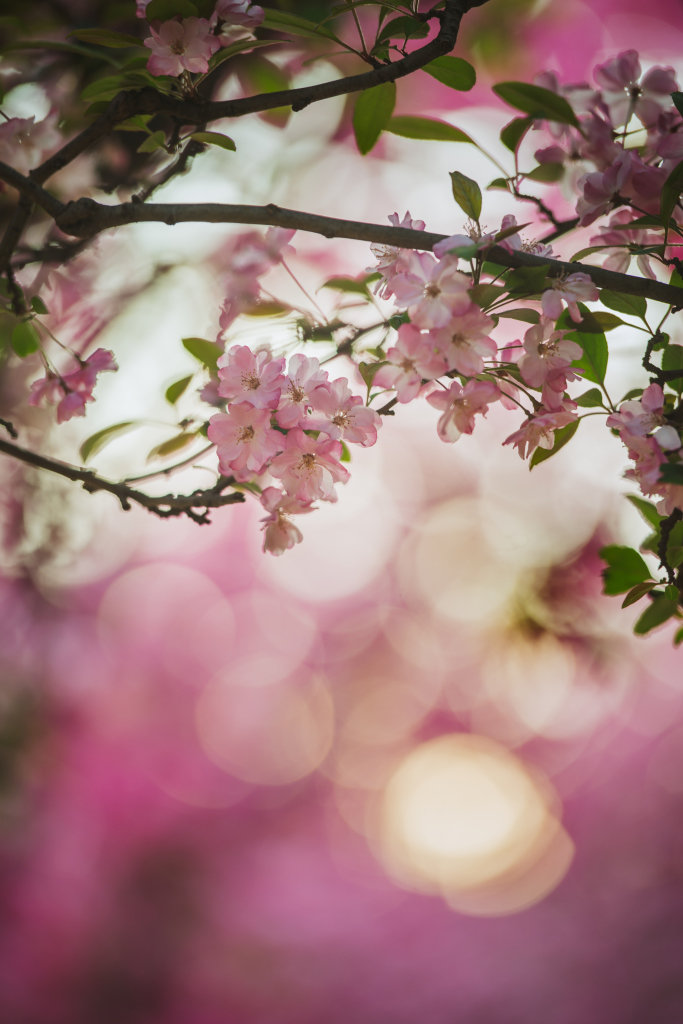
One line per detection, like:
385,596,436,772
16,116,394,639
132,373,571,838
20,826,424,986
373,323,446,403
0,115,61,174
431,305,498,376
211,0,264,35
427,380,500,443
576,150,632,225
541,272,599,323
503,402,578,460
216,345,285,409
390,255,471,329
589,210,661,279
207,403,283,480
368,211,426,284
259,487,313,555
606,383,667,447
594,50,679,127
144,18,220,77
495,215,554,258
308,379,381,447
270,430,349,503
28,348,117,423
518,319,582,389
276,354,329,429
217,230,296,333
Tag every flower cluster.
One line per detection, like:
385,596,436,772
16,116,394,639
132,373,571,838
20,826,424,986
532,52,681,245
607,385,683,514
207,346,380,555
28,348,118,423
142,0,264,77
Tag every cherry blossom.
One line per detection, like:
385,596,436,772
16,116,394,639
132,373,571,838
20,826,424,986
259,487,311,555
589,210,662,278
373,323,446,403
518,319,582,390
606,382,666,443
368,211,426,286
216,345,285,409
427,380,500,443
270,430,350,503
276,354,329,429
594,50,679,127
431,305,498,377
144,18,220,77
211,0,265,36
541,272,599,323
503,402,578,460
207,403,283,480
308,379,381,447
0,115,61,175
217,229,296,333
390,254,471,329
28,348,117,423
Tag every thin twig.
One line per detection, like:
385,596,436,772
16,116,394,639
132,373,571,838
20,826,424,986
0,437,244,523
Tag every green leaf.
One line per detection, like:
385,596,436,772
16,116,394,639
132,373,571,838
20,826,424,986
488,177,511,191
449,170,482,221
11,321,39,357
422,56,475,92
137,130,167,153
29,295,48,315
500,116,532,152
673,92,683,119
674,625,683,646
70,28,142,48
182,337,222,375
353,81,396,154
358,360,387,390
600,289,647,320
496,308,541,324
662,343,683,386
322,276,371,296
80,421,138,463
523,162,564,183
626,494,662,529
529,418,580,467
634,593,679,635
574,387,604,408
386,116,474,144
600,544,653,595
145,0,198,19
261,10,337,41
590,311,625,332
340,441,352,463
81,76,129,103
189,131,236,152
556,304,604,334
468,283,506,307
661,159,683,228
241,300,291,316
376,15,429,43
504,265,549,296
621,581,656,608
658,463,683,486
147,432,196,462
165,375,193,405
570,328,608,385
493,81,579,126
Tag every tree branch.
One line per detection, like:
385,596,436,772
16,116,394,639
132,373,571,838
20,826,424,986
32,0,486,186
50,197,683,309
0,437,245,523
